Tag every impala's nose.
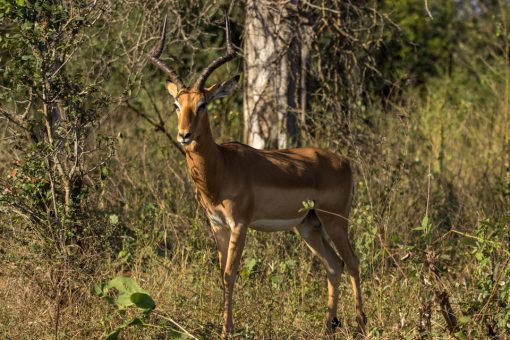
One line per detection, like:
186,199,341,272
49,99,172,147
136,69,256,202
178,131,192,145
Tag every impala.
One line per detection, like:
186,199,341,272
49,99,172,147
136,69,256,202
148,15,366,338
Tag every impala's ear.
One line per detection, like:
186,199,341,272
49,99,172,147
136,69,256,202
166,81,180,98
205,75,240,103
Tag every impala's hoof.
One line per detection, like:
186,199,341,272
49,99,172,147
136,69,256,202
221,328,233,339
356,312,367,335
357,312,367,325
326,317,341,335
332,316,341,330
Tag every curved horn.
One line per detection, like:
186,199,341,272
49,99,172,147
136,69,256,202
147,16,185,89
193,13,235,90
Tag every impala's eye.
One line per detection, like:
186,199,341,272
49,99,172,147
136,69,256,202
174,103,180,113
197,102,206,112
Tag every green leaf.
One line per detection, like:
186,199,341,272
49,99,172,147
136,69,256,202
104,328,121,340
107,276,132,292
94,276,156,316
92,282,107,297
101,165,109,177
124,317,144,327
459,315,471,324
270,273,283,285
454,331,468,340
96,276,151,310
116,292,134,309
421,215,429,229
240,258,257,279
109,214,118,225
108,276,143,293
475,251,484,261
130,292,156,311
298,199,315,213
103,318,145,340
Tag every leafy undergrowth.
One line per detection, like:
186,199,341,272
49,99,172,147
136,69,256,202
1,213,508,339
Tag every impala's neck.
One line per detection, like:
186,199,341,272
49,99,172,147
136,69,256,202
184,118,222,202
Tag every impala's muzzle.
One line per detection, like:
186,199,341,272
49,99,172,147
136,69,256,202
178,131,192,145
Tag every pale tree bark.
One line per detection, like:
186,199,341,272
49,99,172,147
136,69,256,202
243,0,313,149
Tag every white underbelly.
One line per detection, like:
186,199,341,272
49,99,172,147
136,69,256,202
249,217,305,232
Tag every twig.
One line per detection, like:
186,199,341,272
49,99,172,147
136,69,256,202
376,233,408,280
424,0,433,19
20,88,33,120
125,101,185,156
425,162,431,218
314,208,350,222
435,289,458,334
426,252,458,334
449,230,510,255
153,312,199,339
474,256,510,322
0,107,30,133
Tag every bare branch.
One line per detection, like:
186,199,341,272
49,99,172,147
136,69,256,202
424,0,434,19
125,101,185,156
0,107,30,133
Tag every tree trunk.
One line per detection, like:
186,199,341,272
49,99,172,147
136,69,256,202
243,0,313,149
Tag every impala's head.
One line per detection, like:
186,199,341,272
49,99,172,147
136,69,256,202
167,76,239,146
148,14,238,148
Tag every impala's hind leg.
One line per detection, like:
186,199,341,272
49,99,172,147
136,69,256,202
296,212,344,334
318,213,366,334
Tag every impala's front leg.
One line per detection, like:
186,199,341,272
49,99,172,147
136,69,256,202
211,224,230,287
221,224,247,339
